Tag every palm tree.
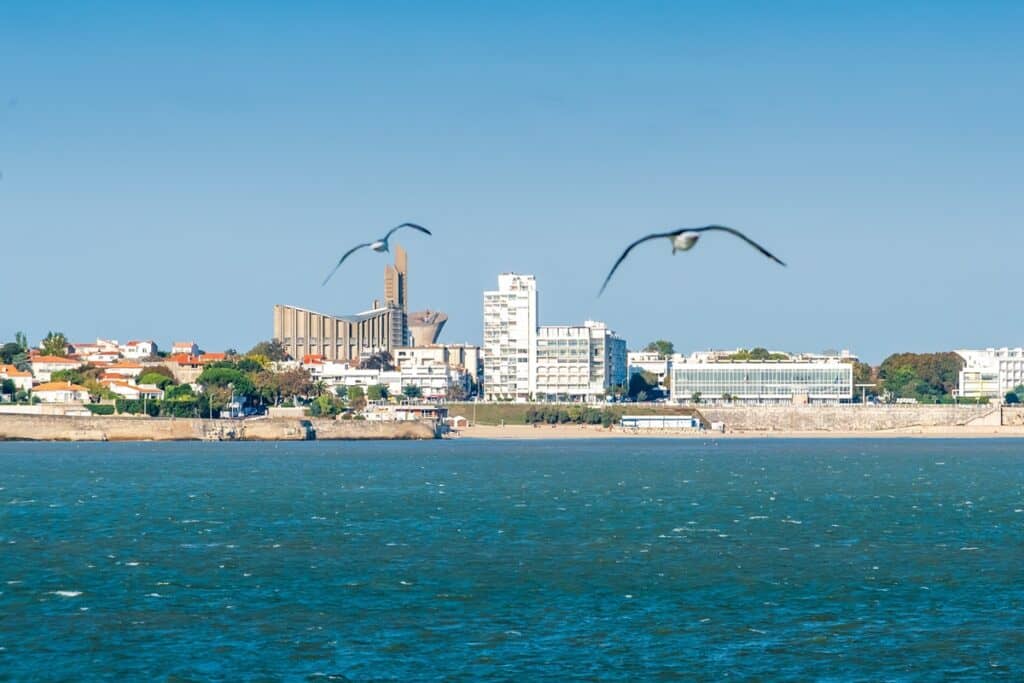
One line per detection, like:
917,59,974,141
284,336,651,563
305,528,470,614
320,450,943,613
312,380,328,398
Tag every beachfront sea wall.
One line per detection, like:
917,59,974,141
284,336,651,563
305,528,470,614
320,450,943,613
310,418,436,440
0,414,436,442
698,405,999,432
1001,407,1024,426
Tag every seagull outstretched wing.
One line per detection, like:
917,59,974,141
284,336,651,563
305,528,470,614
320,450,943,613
695,225,787,266
322,243,372,286
598,230,679,296
384,222,432,240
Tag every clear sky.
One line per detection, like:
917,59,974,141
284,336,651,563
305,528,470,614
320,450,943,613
2,1,1022,363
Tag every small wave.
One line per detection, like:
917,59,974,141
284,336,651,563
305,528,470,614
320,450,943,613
399,580,413,586
125,561,140,567
50,590,81,598
959,546,981,551
748,515,768,520
146,593,164,598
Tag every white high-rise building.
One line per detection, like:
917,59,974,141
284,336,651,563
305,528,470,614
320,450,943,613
483,274,538,401
483,275,626,402
955,348,1024,400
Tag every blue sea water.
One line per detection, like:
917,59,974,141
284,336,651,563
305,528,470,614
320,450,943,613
1,439,1022,681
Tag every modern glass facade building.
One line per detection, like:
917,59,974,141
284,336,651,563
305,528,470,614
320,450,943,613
671,361,853,405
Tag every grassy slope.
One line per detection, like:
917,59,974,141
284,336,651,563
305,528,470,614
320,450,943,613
446,402,702,426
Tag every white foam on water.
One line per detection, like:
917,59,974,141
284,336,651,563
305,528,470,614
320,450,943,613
782,519,803,525
960,546,980,551
748,628,767,634
624,594,633,599
399,580,413,586
50,591,81,597
125,562,140,567
146,593,163,598
748,515,768,520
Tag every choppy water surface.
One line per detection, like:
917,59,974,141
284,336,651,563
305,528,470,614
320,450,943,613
1,439,1022,680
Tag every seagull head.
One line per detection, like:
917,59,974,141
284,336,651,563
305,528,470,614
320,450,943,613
371,239,389,253
672,231,700,253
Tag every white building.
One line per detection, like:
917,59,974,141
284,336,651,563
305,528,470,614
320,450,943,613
670,356,854,405
30,356,84,383
955,348,1024,400
31,381,90,403
394,344,481,384
483,274,627,402
535,321,626,401
0,364,33,393
627,351,671,386
83,349,121,364
120,340,157,359
104,362,145,380
68,339,119,357
171,341,200,356
483,273,538,401
106,382,165,401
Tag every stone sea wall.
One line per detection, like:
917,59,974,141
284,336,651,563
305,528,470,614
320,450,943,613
697,405,1000,432
0,414,436,442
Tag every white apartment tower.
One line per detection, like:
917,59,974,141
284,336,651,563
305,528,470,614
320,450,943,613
483,274,538,401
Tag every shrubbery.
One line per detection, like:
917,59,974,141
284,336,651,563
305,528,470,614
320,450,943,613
86,404,115,415
523,405,622,427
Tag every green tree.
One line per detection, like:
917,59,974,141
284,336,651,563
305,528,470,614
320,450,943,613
247,340,289,362
310,393,343,417
197,366,255,400
347,385,367,411
402,385,423,399
277,368,313,400
1004,392,1020,405
165,384,195,400
138,372,175,388
0,342,22,364
41,331,68,357
691,391,702,404
1,379,14,397
643,340,675,358
627,372,655,399
367,384,388,401
722,348,789,361
879,352,962,401
360,352,395,371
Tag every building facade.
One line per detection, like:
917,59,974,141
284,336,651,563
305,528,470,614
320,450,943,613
273,304,404,364
627,351,670,386
535,321,626,401
671,358,853,405
394,344,481,384
483,273,538,401
955,348,1024,400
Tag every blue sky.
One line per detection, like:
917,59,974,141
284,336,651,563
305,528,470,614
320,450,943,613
2,1,1022,362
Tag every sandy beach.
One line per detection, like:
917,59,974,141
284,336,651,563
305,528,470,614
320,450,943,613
456,424,1024,440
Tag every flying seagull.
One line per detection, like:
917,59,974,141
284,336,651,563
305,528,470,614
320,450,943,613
322,222,432,286
599,225,785,295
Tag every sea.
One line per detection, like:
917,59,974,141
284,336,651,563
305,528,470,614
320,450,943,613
1,439,1022,681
